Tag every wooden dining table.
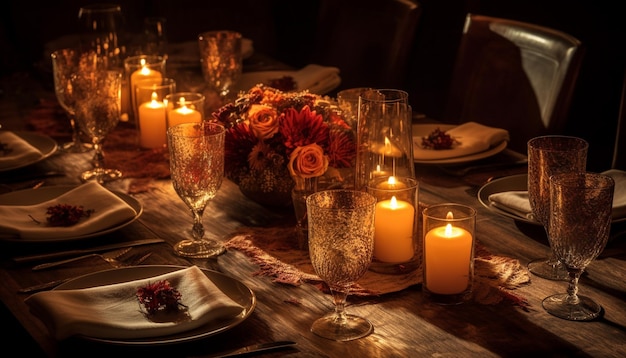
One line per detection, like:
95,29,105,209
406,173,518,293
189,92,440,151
1,57,625,358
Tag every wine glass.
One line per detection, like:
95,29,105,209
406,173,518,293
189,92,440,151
71,69,123,183
543,172,614,321
51,48,97,153
167,122,226,258
527,135,588,280
77,3,125,68
306,189,377,341
198,30,242,99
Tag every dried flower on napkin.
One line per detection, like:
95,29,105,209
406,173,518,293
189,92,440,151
421,127,460,150
266,75,296,92
137,279,186,315
44,204,94,227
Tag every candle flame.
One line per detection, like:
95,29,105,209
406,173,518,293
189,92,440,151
444,223,453,236
390,196,398,209
150,91,158,102
446,211,454,220
387,176,397,185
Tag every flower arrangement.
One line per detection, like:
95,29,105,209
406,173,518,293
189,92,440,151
211,85,356,205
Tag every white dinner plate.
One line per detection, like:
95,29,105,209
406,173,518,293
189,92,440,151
477,173,626,225
0,131,58,172
55,265,256,345
413,124,507,164
0,185,142,243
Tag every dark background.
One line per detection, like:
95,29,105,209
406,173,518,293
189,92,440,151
1,0,624,171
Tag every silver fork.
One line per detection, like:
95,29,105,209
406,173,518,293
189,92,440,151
32,247,133,271
19,252,153,293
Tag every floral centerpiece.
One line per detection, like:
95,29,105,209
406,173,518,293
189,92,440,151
211,85,356,207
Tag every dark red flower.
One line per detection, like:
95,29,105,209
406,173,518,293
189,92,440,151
327,129,356,168
279,105,329,156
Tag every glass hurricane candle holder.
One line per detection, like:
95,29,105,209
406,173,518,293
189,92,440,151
165,92,205,128
422,203,476,305
366,176,419,274
123,55,167,123
135,78,176,148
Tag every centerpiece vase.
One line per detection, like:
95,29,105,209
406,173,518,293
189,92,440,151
291,176,319,250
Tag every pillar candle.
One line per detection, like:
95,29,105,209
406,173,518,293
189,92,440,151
130,60,162,120
374,196,415,262
424,222,473,294
138,92,167,148
167,97,202,127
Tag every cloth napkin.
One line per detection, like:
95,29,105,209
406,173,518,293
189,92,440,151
413,122,509,160
0,131,44,169
0,181,137,240
488,169,626,221
292,64,341,94
24,266,244,340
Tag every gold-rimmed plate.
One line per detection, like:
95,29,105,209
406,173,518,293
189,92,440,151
55,265,256,346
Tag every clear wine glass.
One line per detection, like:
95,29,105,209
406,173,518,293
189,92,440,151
167,122,226,258
306,189,377,341
543,172,614,321
51,48,96,153
77,3,125,68
527,135,588,280
71,69,123,183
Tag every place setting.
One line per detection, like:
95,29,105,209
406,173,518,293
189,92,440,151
0,130,58,172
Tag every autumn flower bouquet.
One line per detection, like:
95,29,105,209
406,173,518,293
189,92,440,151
212,85,356,206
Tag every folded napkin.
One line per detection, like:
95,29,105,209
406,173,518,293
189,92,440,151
292,64,341,95
25,266,244,340
0,131,44,169
0,181,137,240
413,122,509,160
488,170,626,221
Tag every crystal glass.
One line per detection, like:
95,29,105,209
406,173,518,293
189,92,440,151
167,122,226,258
51,48,100,153
543,172,614,320
198,30,242,99
71,69,123,183
527,136,588,280
77,3,124,68
306,189,377,341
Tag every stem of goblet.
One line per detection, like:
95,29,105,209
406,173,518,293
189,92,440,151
92,141,104,169
191,210,205,241
565,268,582,305
330,288,348,324
69,117,83,145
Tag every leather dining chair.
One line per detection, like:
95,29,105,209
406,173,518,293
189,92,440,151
441,14,584,154
612,70,626,170
310,0,422,94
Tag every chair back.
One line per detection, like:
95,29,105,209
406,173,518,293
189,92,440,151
311,0,421,93
443,14,584,153
613,70,626,170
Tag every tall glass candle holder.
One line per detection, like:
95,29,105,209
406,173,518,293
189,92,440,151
422,203,476,305
123,55,167,124
165,92,205,128
355,89,414,191
366,176,419,274
135,78,176,148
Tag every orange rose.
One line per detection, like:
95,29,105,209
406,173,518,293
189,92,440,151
288,143,329,178
247,104,279,140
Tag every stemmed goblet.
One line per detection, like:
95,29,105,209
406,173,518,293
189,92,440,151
71,69,123,183
543,172,614,320
306,189,377,341
167,122,226,258
527,135,588,280
51,48,97,153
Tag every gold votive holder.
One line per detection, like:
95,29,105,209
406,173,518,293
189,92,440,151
366,176,420,274
422,203,476,305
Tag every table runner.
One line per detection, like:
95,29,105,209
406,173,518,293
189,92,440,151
224,225,531,307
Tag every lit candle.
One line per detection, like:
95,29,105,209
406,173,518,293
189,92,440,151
376,175,407,190
130,59,163,119
424,211,473,294
167,97,202,127
138,91,167,148
374,195,415,262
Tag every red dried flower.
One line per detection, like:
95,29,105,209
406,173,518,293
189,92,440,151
136,279,186,315
44,204,94,227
